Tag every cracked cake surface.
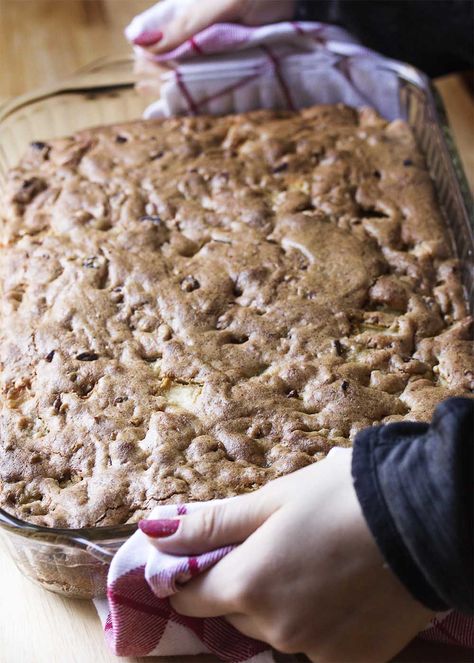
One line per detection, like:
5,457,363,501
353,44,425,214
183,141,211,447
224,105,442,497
0,104,472,528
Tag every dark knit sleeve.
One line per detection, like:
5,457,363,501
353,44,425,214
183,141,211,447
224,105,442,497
295,0,474,77
352,397,474,614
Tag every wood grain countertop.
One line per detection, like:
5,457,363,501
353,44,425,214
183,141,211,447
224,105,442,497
0,2,472,663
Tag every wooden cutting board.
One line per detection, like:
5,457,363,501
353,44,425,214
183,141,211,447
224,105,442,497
0,2,472,662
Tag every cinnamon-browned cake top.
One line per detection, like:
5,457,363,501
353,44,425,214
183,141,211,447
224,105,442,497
1,105,472,528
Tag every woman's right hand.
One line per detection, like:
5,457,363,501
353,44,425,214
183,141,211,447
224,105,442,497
125,0,296,55
140,449,434,662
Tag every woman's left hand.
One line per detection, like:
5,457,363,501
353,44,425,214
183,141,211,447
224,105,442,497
126,0,296,55
139,449,433,662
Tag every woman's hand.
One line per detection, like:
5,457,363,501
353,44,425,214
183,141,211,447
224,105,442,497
126,0,296,55
139,449,434,662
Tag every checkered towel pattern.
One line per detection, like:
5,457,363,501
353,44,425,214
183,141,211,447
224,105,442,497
94,501,273,661
420,612,474,648
125,8,413,120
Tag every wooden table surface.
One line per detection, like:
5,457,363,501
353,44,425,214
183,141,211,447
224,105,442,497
0,2,472,663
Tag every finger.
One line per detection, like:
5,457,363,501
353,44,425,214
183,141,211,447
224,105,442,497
125,0,178,43
133,57,164,96
168,530,263,617
133,56,161,76
139,490,277,555
136,79,163,97
169,562,236,617
147,0,245,54
133,30,164,48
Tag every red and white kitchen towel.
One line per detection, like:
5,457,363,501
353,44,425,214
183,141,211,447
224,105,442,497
94,500,474,659
94,501,272,661
124,2,421,121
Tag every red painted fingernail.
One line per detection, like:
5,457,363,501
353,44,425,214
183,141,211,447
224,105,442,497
133,30,163,47
138,518,180,538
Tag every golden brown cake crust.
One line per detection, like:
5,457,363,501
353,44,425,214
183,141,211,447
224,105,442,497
1,104,472,528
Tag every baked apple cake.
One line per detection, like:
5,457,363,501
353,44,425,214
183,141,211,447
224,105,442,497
1,105,472,528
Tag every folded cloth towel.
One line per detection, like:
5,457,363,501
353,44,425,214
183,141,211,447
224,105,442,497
94,501,273,661
125,10,420,120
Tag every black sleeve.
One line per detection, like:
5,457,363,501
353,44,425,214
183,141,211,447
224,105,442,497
295,0,474,77
352,397,474,614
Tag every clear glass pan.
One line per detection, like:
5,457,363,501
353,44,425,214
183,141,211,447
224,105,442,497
0,56,472,599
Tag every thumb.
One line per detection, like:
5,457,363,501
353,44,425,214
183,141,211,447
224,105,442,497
138,489,277,555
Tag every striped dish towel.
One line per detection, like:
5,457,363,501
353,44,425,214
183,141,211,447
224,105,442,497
125,9,415,120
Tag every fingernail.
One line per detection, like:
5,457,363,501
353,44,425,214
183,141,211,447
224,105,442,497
138,518,180,538
133,30,163,47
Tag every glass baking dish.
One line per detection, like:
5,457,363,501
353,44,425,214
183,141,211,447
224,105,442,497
0,56,472,600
